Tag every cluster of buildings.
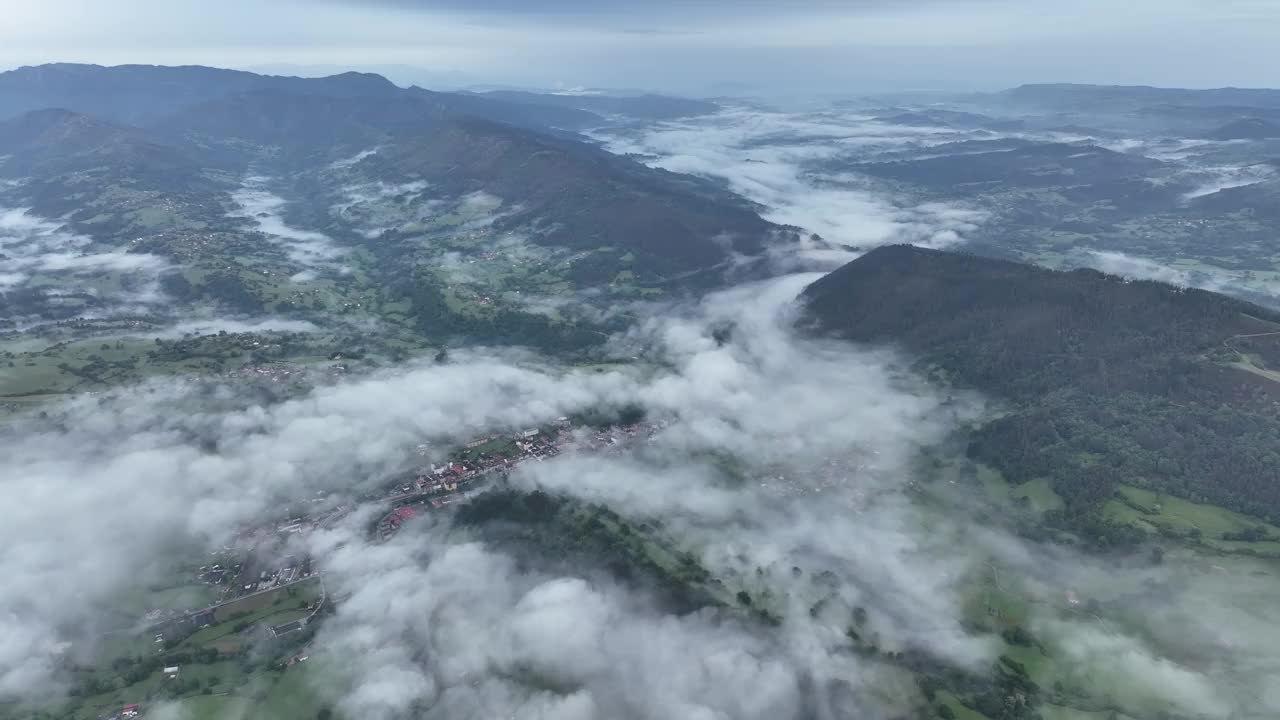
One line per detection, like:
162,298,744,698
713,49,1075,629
227,362,301,383
373,418,668,540
200,417,666,583
377,505,419,539
103,702,141,720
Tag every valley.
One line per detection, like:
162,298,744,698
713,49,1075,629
2,63,1280,720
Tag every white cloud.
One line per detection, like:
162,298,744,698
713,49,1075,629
0,271,983,707
231,176,348,269
1182,164,1275,200
0,207,170,304
159,317,321,337
1047,623,1231,719
1081,249,1280,301
592,108,985,265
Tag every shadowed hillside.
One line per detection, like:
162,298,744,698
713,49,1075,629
159,90,787,274
803,245,1280,534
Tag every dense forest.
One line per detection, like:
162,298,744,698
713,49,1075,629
802,245,1280,530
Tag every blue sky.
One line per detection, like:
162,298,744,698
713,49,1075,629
2,0,1278,93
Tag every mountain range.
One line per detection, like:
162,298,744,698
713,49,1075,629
0,64,795,282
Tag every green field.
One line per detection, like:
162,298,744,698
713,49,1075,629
165,662,335,720
31,577,328,720
977,465,1064,514
1104,484,1280,555
184,579,322,648
934,691,993,720
168,694,254,720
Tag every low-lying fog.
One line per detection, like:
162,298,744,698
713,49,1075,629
4,269,1278,719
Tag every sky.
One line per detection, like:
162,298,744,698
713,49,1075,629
0,0,1278,94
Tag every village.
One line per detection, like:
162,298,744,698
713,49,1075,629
374,416,665,539
94,415,666,720
166,414,667,617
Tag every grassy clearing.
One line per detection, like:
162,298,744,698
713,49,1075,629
458,437,519,460
95,631,164,665
976,465,1064,515
115,583,219,616
1230,355,1280,384
1012,477,1064,513
172,694,254,720
168,662,338,720
1104,484,1280,555
934,691,993,720
185,578,321,647
248,663,333,719
1040,705,1134,720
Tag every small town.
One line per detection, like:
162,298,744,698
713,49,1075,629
91,414,666,720
152,415,666,617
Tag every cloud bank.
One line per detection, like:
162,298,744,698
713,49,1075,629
592,108,986,267
3,272,1277,719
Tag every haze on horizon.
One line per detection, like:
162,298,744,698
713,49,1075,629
1,0,1278,95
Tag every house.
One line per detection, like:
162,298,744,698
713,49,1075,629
164,666,180,677
122,704,141,718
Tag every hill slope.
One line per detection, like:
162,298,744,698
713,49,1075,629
0,67,790,277
802,245,1280,532
157,90,783,274
0,64,799,375
1207,117,1280,140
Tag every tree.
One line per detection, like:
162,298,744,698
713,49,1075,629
937,704,957,720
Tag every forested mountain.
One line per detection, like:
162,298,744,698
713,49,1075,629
154,90,779,271
0,63,797,380
0,108,210,187
0,65,787,278
803,245,1280,532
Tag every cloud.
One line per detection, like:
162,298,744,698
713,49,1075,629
231,176,348,270
1080,249,1280,302
591,108,985,266
4,0,1280,93
2,268,1274,719
0,351,640,697
159,317,321,337
1046,623,1230,718
1182,164,1275,200
0,271,983,709
310,534,809,720
285,274,996,720
0,207,170,309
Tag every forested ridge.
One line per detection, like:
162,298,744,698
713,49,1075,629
802,245,1280,533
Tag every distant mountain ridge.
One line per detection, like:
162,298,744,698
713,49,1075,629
0,63,602,131
475,90,720,120
1004,83,1280,110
